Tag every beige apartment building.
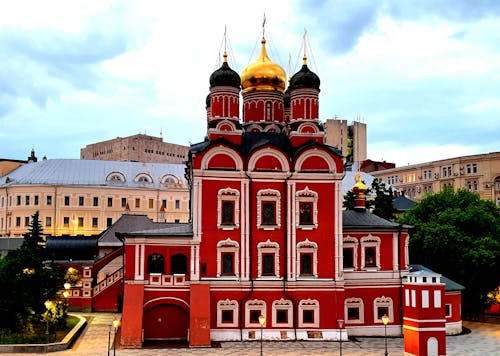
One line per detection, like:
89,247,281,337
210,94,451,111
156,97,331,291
0,159,190,237
324,118,367,165
371,151,500,205
80,134,189,164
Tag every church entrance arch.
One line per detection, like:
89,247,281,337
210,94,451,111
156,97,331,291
143,299,189,340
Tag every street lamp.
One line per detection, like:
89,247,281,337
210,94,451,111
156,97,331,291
258,314,266,356
337,319,344,356
107,322,112,356
44,300,53,335
382,314,390,356
112,319,121,356
63,282,71,298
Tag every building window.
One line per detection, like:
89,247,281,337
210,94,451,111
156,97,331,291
265,101,272,121
257,239,279,278
64,196,70,206
345,298,364,324
445,304,452,317
245,299,266,328
92,217,98,228
434,290,442,308
77,217,83,227
175,199,180,209
16,195,21,206
343,248,354,268
25,195,30,205
296,187,318,229
107,197,113,207
148,199,154,209
93,197,99,207
171,254,188,274
257,189,281,229
343,236,359,270
422,290,429,308
24,216,29,226
106,217,113,227
217,238,239,278
15,217,21,227
135,198,140,208
298,299,319,327
272,299,292,327
217,188,240,229
217,299,238,327
296,239,318,278
361,235,381,270
46,195,52,205
121,198,127,207
147,253,164,274
373,296,393,323
34,195,39,205
78,196,84,206
162,199,167,209
63,217,69,227
45,217,52,227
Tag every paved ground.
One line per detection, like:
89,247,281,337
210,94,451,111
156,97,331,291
5,313,500,355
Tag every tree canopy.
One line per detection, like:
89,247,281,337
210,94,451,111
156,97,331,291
398,188,500,316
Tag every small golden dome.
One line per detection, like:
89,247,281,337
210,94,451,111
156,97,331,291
241,37,286,93
353,172,367,197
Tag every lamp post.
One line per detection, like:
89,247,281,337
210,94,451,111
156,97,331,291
112,319,121,356
382,314,390,356
44,300,53,335
107,322,112,356
63,282,71,298
258,314,266,356
337,319,344,356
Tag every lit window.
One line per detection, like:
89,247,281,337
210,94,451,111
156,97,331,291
78,217,84,227
148,199,154,209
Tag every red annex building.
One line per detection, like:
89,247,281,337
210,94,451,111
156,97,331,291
117,32,459,354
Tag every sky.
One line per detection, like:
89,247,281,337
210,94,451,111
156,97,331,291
1,0,499,167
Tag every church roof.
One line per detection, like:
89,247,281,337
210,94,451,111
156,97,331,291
105,214,193,239
409,264,465,291
343,209,401,229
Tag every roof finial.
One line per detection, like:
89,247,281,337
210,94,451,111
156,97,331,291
262,12,266,38
303,28,308,65
224,24,227,53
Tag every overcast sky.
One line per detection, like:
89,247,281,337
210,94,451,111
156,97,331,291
1,0,499,167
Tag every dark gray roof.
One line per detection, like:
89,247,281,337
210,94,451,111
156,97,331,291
46,235,98,261
343,209,401,229
410,264,465,291
0,237,24,255
105,214,193,239
394,195,417,212
0,159,187,188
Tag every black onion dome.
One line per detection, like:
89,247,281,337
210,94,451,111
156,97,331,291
209,53,241,89
289,57,320,90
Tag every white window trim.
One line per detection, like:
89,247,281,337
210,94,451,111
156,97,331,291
298,299,319,327
245,299,266,328
217,299,239,327
216,238,240,278
257,239,280,278
256,189,281,229
343,236,359,271
445,303,452,318
295,187,318,229
217,187,240,230
272,299,293,328
373,296,393,323
296,239,318,278
361,234,381,270
345,298,364,324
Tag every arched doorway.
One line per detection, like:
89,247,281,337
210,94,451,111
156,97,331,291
427,337,438,356
143,304,189,340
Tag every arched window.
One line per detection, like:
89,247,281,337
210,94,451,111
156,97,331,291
148,253,164,274
171,253,187,274
265,101,272,121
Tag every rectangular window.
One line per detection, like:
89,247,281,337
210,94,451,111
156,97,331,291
46,195,52,205
221,201,234,225
411,290,416,307
24,216,30,226
343,248,354,268
34,195,39,205
472,163,477,173
148,199,154,209
422,290,429,308
79,196,84,206
221,253,234,275
15,217,21,227
63,217,69,227
175,199,180,209
299,202,313,225
434,290,442,308
276,310,288,324
300,253,313,275
405,289,410,306
107,197,113,207
364,247,376,267
92,217,98,228
174,219,180,223
377,307,389,320
93,197,99,207
445,304,451,317
347,307,360,320
221,310,234,324
162,199,167,209
78,217,84,227
262,253,275,275
45,216,52,227
25,195,30,205
64,196,70,206
106,217,113,227
135,198,140,208
303,310,314,324
249,310,261,324
121,198,127,207
262,201,276,225
16,195,21,206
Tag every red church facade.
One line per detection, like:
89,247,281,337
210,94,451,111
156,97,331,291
116,32,459,352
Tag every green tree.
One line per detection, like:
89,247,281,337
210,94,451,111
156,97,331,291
0,211,65,333
343,178,395,221
398,188,500,316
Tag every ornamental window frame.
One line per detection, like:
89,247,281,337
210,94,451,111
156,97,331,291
373,296,393,324
217,188,240,230
296,239,318,278
361,235,381,270
245,299,266,328
298,299,319,327
257,239,280,278
343,236,359,270
295,187,318,229
257,189,281,229
135,173,153,183
217,299,239,327
216,238,239,278
345,298,364,324
272,298,293,328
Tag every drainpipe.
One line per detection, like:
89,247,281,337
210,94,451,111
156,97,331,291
397,224,403,335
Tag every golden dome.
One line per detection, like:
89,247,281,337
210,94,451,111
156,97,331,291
241,37,286,93
353,172,367,197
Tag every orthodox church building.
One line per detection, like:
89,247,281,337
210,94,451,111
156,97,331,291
118,32,459,354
